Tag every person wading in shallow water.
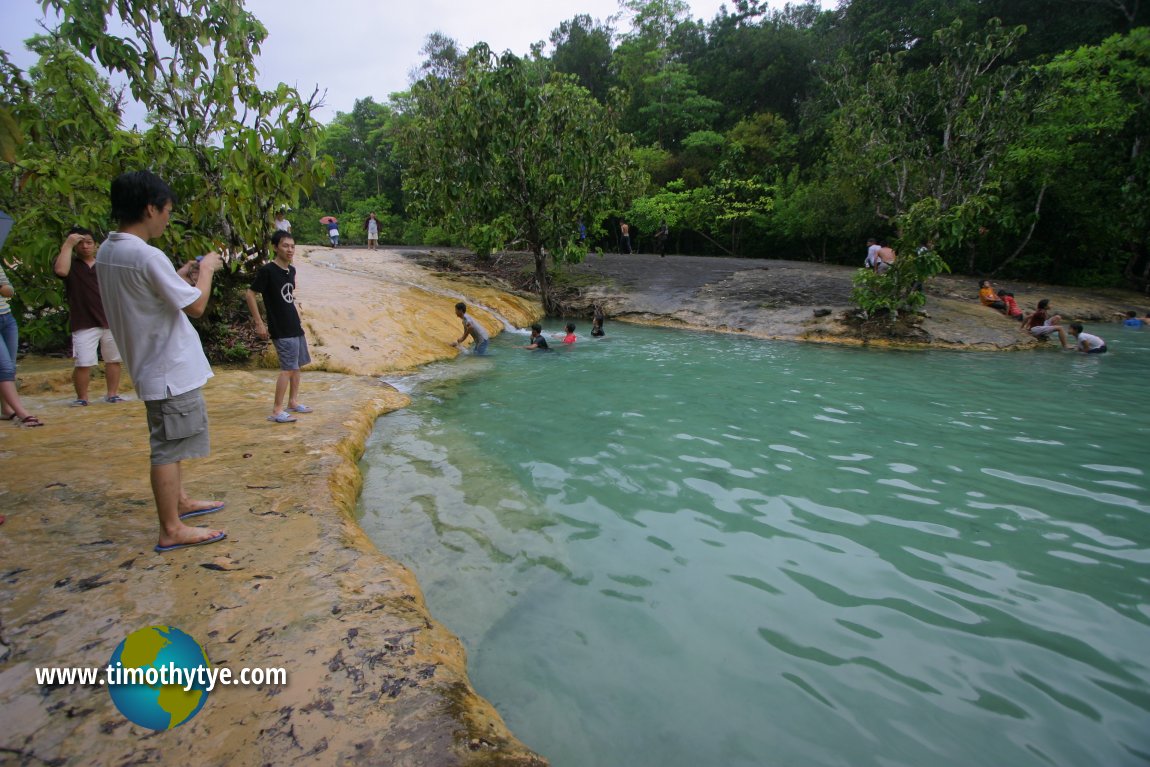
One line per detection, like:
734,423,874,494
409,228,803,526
453,301,489,355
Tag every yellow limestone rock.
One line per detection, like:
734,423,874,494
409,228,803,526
0,247,546,766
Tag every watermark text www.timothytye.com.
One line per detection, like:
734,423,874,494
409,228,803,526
35,663,287,692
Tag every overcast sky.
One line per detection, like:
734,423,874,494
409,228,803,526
1,0,823,126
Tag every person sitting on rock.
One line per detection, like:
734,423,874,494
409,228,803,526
998,290,1023,321
1022,299,1069,349
979,280,1007,312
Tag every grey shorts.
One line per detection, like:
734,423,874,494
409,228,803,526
145,388,210,465
272,335,311,370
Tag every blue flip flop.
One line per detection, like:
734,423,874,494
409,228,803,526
154,531,227,553
178,502,225,520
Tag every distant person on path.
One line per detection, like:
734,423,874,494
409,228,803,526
454,301,489,355
246,231,313,424
54,227,125,406
620,221,632,254
979,280,1007,312
655,219,669,257
327,220,340,247
97,170,226,553
364,213,379,251
524,323,550,350
1071,323,1107,354
0,261,44,427
1022,298,1070,348
274,210,291,233
876,243,896,275
864,238,881,271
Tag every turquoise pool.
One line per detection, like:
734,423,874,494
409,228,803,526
359,322,1150,767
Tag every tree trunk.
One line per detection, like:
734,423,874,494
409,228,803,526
535,250,559,315
991,183,1047,277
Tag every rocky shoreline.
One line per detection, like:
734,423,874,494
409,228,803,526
1,247,546,767
417,249,1148,351
2,247,1145,766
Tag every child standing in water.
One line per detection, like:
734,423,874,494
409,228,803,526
562,323,577,344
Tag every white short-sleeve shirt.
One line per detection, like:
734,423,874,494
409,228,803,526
96,232,213,400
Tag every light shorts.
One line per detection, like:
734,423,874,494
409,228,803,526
145,388,210,466
272,335,312,370
1030,325,1061,338
72,327,121,367
367,233,378,242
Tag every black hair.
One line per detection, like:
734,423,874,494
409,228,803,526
1037,299,1050,310
565,322,576,333
68,225,94,237
1070,323,1084,334
110,171,175,226
1126,310,1137,318
996,289,1006,297
455,302,467,312
531,323,542,333
271,230,294,247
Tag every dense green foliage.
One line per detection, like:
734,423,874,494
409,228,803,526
3,0,1149,334
397,44,645,312
0,0,328,348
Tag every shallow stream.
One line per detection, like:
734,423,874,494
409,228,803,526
359,323,1150,767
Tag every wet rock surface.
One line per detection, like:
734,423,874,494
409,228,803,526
429,249,1146,350
567,252,1145,349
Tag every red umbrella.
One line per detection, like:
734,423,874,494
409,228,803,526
320,216,338,224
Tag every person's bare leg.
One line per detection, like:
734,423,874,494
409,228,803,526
152,461,224,548
274,370,290,415
105,361,122,398
286,370,301,410
0,380,31,420
1056,327,1069,348
73,365,91,401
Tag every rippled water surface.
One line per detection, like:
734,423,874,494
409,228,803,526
359,324,1150,767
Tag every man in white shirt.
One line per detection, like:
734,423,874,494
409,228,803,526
97,170,228,553
864,238,880,271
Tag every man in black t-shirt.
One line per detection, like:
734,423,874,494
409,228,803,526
524,323,550,350
245,231,314,423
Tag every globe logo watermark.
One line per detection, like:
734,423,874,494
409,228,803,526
106,625,213,730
